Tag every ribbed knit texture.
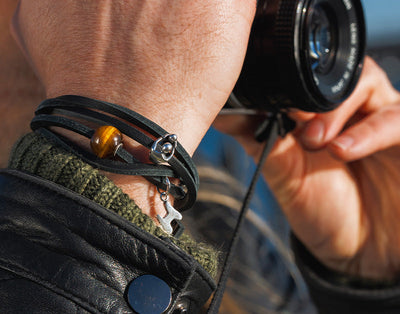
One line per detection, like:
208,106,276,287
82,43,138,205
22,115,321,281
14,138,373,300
9,132,218,278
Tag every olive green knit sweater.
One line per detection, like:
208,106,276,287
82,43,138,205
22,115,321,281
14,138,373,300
8,132,218,278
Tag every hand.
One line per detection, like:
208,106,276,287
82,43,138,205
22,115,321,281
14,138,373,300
11,0,256,219
215,57,400,280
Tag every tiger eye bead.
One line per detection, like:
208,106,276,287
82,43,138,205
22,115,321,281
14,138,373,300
90,126,123,158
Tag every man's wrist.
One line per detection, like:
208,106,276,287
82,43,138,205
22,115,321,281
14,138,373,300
45,87,217,156
36,93,202,228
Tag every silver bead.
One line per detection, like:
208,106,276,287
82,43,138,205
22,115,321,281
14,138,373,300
161,143,174,154
167,134,178,143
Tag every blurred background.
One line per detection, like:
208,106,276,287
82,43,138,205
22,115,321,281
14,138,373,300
363,0,400,89
192,2,400,312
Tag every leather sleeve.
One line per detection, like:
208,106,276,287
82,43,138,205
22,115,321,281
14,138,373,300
0,268,87,314
0,170,215,313
292,236,400,314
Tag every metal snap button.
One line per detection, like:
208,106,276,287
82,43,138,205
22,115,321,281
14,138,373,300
127,274,172,314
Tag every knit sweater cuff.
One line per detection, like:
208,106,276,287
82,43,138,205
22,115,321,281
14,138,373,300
8,132,218,278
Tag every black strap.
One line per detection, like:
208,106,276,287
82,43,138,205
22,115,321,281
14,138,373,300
31,115,191,204
31,95,198,211
207,112,295,313
37,95,199,185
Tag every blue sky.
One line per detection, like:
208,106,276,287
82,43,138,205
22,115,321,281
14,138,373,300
362,0,400,48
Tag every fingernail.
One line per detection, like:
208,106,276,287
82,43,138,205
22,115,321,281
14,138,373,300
302,120,324,146
332,135,354,151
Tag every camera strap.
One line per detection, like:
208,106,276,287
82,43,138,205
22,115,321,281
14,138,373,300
207,111,295,313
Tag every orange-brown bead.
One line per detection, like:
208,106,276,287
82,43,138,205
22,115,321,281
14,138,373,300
90,125,123,158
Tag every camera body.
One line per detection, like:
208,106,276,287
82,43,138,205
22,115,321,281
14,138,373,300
229,0,366,113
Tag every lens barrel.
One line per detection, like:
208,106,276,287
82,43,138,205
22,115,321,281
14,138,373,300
230,0,366,112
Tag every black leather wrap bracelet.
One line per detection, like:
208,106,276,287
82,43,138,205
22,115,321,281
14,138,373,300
31,95,199,218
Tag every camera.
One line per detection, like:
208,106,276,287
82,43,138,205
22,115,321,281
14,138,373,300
228,0,366,113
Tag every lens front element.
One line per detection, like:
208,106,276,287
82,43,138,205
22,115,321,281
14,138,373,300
308,3,337,74
299,0,366,110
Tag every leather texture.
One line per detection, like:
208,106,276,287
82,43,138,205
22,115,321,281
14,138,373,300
0,169,215,313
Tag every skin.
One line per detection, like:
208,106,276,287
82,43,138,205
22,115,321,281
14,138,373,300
7,0,400,284
0,0,44,168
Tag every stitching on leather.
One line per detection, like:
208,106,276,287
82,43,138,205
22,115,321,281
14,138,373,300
0,197,111,313
1,175,189,293
0,170,215,291
0,172,188,293
0,262,99,313
1,191,159,297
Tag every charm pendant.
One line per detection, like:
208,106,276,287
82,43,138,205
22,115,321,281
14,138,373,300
157,198,182,234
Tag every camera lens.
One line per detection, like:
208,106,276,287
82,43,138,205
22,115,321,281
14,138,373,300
230,0,366,112
308,3,337,74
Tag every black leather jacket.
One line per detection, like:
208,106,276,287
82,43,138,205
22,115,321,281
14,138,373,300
0,169,215,313
3,168,400,314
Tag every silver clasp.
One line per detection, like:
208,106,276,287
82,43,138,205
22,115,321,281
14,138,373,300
150,134,178,164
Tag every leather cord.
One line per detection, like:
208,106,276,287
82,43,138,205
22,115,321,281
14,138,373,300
37,95,198,184
31,95,198,212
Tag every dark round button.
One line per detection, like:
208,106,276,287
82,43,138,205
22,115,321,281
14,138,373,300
127,275,172,314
